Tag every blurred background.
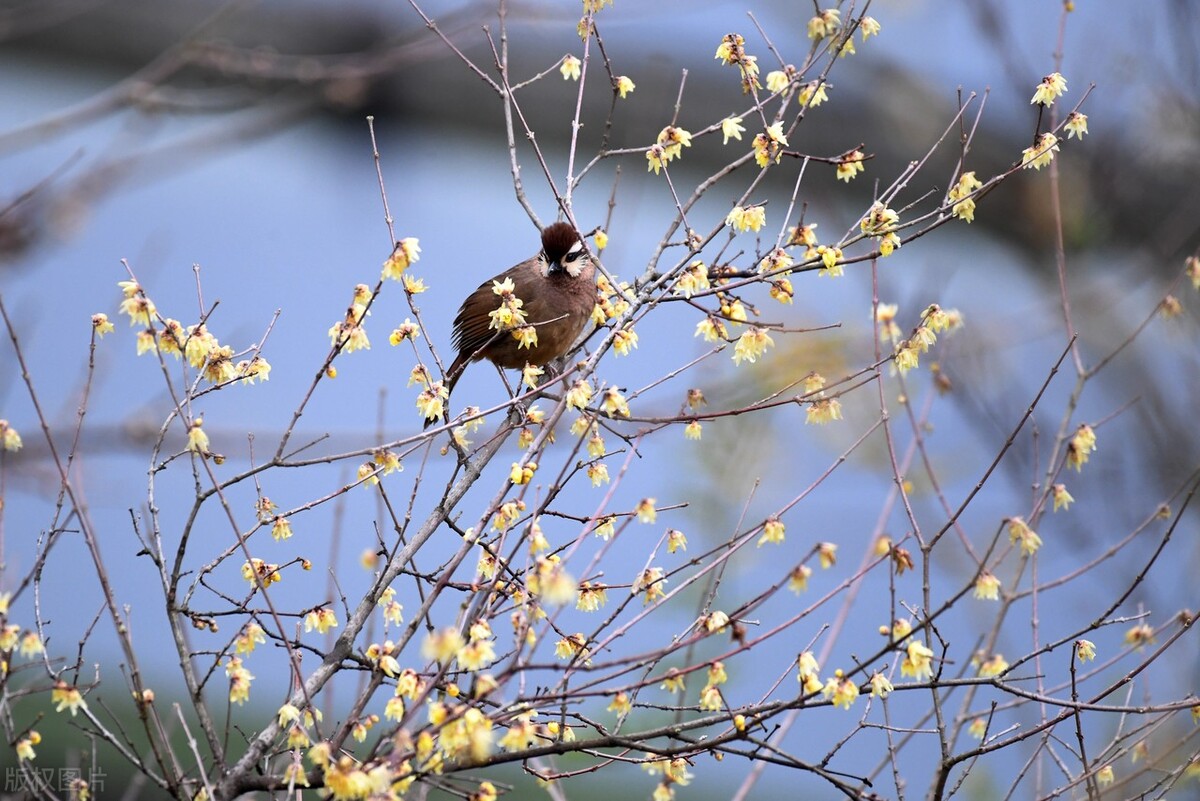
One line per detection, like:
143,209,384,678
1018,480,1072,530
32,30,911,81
1,0,1199,798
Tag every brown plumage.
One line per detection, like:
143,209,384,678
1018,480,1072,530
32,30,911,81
441,221,596,406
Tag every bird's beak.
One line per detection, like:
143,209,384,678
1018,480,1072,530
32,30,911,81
547,259,563,274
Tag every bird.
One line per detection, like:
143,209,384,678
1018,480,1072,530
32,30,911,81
434,221,597,423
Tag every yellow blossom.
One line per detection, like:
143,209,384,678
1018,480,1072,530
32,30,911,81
1007,516,1042,555
382,237,421,280
732,326,775,365
807,9,841,41
615,76,635,98
389,319,421,345
1066,424,1096,471
726,205,766,233
860,16,881,39
973,572,1001,601
788,565,812,593
633,566,666,603
765,69,790,93
1096,765,1114,786
1022,132,1059,170
566,379,593,410
667,529,688,553
757,517,785,546
87,312,115,339
0,420,22,452
52,681,87,716
798,81,829,107
608,692,632,716
236,623,266,654
1030,72,1068,106
968,718,987,739
1076,639,1097,662
635,498,657,523
660,670,686,693
978,653,1008,677
900,640,935,681
836,150,865,182
1065,112,1088,139
817,542,838,569
797,651,820,681
806,398,843,425
613,328,638,356
601,387,631,417
823,669,859,709
1124,623,1155,650
593,229,608,250
684,420,702,440
721,116,745,145
869,672,893,698
560,55,581,81
816,245,843,276
186,419,209,454
1052,483,1074,512
587,463,610,487
304,607,338,634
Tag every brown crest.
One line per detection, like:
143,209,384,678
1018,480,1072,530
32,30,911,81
541,221,582,265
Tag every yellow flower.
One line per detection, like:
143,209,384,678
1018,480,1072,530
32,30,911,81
186,419,209,454
869,672,893,698
684,420,702,440
1051,483,1074,512
860,16,882,39
615,75,635,98
389,319,421,345
608,692,632,716
757,517,785,546
765,70,790,93
52,681,87,716
1021,132,1060,170
1123,623,1155,650
1030,72,1068,106
816,245,843,276
968,718,987,739
601,387,631,417
422,628,466,664
512,325,538,350
973,572,1001,601
633,566,666,603
732,326,775,365
1076,639,1097,662
304,608,338,634
788,565,812,593
836,150,865,182
1066,424,1096,471
0,420,22,452
797,651,820,681
1065,112,1089,139
823,669,859,709
1007,516,1042,555
593,229,608,250
1096,765,1114,787
271,516,293,541
415,381,449,421
576,581,609,612
977,653,1008,677
613,328,638,356
721,115,745,144
382,237,420,280
798,81,829,107
694,316,728,343
806,398,843,425
509,461,537,485
726,205,766,233
566,379,593,410
818,542,838,569
91,313,115,337
560,55,582,81
807,9,841,41
587,463,610,487
900,641,934,681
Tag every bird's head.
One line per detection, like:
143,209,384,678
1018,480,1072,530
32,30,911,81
540,222,589,278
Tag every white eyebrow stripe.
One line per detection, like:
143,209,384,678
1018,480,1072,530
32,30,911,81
566,241,584,255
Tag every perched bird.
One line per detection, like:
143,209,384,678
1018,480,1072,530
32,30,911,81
438,221,597,415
